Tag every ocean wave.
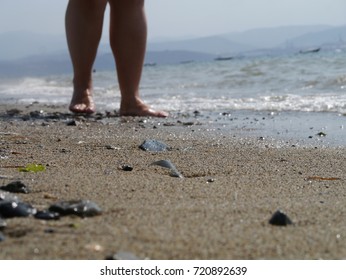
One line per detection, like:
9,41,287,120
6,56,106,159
1,52,345,114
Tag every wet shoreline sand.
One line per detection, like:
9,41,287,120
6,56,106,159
0,103,345,259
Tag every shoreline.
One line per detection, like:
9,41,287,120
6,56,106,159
2,102,345,147
1,103,346,259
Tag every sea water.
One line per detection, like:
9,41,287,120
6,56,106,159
0,51,345,115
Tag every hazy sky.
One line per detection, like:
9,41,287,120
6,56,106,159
0,0,345,39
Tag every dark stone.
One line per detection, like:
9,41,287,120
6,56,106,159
34,210,60,220
0,181,30,194
30,110,45,118
139,139,169,152
269,210,293,226
316,132,327,137
0,201,37,219
48,200,102,218
182,122,195,126
66,120,78,126
121,165,133,171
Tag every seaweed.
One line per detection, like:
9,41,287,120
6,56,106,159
18,164,46,173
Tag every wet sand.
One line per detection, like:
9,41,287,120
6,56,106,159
0,103,345,259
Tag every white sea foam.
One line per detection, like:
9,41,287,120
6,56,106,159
1,52,345,114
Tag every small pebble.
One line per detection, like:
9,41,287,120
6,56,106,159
34,210,60,220
121,165,133,172
316,132,327,137
269,210,293,226
66,120,78,126
48,200,102,218
0,181,31,194
0,201,37,219
139,139,169,152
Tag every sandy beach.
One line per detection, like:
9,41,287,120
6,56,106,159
0,103,345,260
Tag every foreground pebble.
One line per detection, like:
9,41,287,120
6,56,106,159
269,210,293,226
48,200,102,218
0,181,31,194
0,201,37,219
34,210,60,220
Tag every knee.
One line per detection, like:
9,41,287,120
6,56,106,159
109,0,145,10
130,0,145,6
89,0,108,11
70,0,107,13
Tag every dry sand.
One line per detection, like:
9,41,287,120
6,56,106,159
0,103,345,260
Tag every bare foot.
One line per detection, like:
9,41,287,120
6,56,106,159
119,98,168,118
69,89,95,114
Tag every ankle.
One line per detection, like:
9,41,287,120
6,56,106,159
73,77,93,91
120,94,142,108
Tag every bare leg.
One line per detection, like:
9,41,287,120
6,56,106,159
65,0,107,114
108,0,168,117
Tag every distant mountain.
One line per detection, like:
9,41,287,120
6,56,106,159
1,25,345,77
144,50,214,65
224,25,332,49
146,25,346,55
1,25,345,61
282,25,346,49
147,35,253,55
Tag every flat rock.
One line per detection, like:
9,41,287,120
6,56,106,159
121,165,133,171
139,139,169,152
0,181,30,194
0,201,37,219
48,200,102,218
34,210,60,220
